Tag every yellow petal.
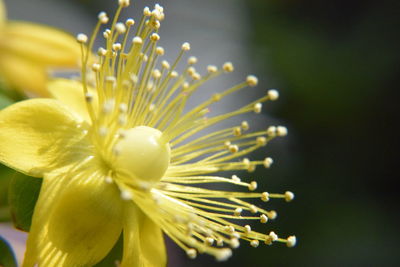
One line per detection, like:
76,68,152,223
23,162,124,267
47,78,97,123
1,21,81,67
0,52,49,97
0,98,90,177
121,203,167,267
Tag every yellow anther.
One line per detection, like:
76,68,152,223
76,33,88,43
186,248,197,259
261,192,270,202
223,62,234,72
182,42,191,51
256,136,267,146
254,103,262,113
260,214,268,223
246,75,258,87
263,157,273,168
248,181,257,191
267,89,279,101
250,240,260,248
276,126,288,137
285,191,295,202
234,207,243,216
241,121,249,131
287,236,297,247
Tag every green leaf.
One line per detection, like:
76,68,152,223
0,237,17,267
94,234,123,267
8,173,42,232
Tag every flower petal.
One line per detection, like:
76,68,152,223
121,203,167,267
23,162,124,267
0,98,90,177
47,79,96,123
0,53,48,97
1,22,80,67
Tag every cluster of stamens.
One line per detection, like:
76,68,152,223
76,0,295,261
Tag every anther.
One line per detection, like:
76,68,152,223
152,69,162,79
187,67,196,76
132,36,143,45
249,205,257,214
263,157,273,168
120,190,132,200
188,56,197,65
260,214,268,223
104,176,113,184
98,47,107,56
261,192,270,202
225,225,235,234
233,127,242,137
248,181,257,191
250,240,260,248
143,7,151,16
115,23,126,34
182,42,191,51
76,33,88,43
244,225,252,234
113,43,122,51
118,0,130,7
186,249,197,259
246,75,258,87
150,33,160,42
103,29,111,39
161,60,170,69
234,207,243,216
268,210,277,220
126,18,135,26
192,73,201,80
241,121,249,131
205,237,214,246
215,248,232,261
156,46,165,55
171,71,178,78
287,236,297,247
98,12,109,24
269,231,278,241
254,103,262,113
266,126,276,137
267,89,279,101
231,175,241,183
285,191,295,202
256,136,267,146
207,65,218,73
229,145,239,153
230,238,240,249
276,126,288,137
92,63,101,72
223,62,234,72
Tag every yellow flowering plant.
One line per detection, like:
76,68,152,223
0,1,296,266
0,0,81,97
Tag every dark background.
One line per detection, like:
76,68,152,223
3,0,400,266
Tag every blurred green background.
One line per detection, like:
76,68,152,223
1,0,399,266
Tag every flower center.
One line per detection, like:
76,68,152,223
114,126,170,185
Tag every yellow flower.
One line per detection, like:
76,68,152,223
0,0,81,97
0,1,295,266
